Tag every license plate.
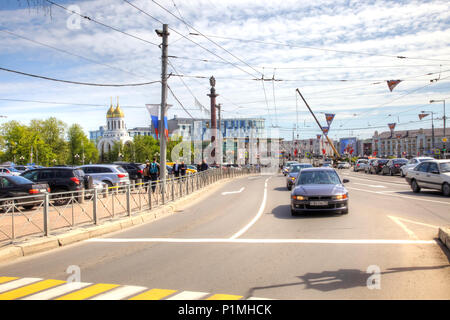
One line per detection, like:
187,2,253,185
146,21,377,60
310,201,328,206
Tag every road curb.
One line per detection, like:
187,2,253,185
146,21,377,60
0,173,258,264
438,227,450,250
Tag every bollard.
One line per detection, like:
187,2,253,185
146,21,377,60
126,185,131,217
93,188,98,225
148,181,152,210
171,178,175,201
44,193,49,236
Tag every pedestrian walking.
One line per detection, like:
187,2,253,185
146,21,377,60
180,161,187,177
200,159,209,172
149,157,160,193
143,161,151,191
172,161,180,178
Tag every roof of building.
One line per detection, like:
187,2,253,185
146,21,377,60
375,127,446,139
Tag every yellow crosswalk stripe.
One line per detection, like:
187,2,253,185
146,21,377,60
0,277,18,284
206,294,243,300
129,288,177,300
0,279,65,300
55,283,119,300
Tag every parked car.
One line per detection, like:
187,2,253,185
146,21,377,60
337,162,351,169
187,165,197,174
0,167,21,176
286,163,313,190
0,174,50,211
12,165,34,173
20,167,85,205
381,158,408,176
400,157,434,177
369,159,389,174
291,167,350,215
78,164,130,188
405,160,450,196
365,158,378,174
113,162,145,181
353,159,368,172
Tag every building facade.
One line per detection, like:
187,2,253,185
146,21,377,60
372,128,447,158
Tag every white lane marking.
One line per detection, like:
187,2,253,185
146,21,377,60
90,285,148,300
0,278,42,293
346,186,450,205
354,183,386,188
22,282,92,300
221,187,245,195
388,216,439,229
86,238,436,245
342,174,409,187
229,177,270,239
387,216,418,240
166,291,210,300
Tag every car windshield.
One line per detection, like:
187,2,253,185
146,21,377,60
418,158,434,163
6,175,33,184
440,162,450,173
297,170,341,185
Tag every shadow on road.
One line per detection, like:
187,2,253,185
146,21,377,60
273,187,289,192
244,265,450,298
271,205,342,220
393,190,447,198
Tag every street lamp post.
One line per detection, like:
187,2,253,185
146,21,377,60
430,99,446,156
421,111,435,154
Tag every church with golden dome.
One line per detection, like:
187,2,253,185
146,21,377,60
97,98,133,157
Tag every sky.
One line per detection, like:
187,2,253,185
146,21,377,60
0,0,449,142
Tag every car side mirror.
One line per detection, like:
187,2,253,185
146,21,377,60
343,179,350,183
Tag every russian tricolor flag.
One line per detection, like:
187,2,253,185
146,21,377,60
146,104,160,139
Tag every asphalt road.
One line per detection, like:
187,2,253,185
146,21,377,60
0,170,449,299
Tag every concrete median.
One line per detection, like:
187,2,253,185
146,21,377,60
438,227,450,250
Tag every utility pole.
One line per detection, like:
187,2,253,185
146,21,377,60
156,24,170,185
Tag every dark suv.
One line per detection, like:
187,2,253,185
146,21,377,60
113,162,145,181
369,159,389,174
20,167,85,205
381,158,408,176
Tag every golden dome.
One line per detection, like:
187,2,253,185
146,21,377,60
112,105,125,118
106,105,114,118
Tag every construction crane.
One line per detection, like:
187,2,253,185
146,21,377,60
296,89,342,165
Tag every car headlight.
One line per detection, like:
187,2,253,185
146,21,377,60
292,195,307,200
333,194,348,200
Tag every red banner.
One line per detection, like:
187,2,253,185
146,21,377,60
387,80,402,92
419,113,429,120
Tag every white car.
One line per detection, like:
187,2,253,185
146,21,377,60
400,157,434,177
0,167,21,176
405,160,450,196
354,159,368,172
337,162,351,169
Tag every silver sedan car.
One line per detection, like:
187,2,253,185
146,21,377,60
291,167,350,215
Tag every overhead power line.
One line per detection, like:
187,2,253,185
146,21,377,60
150,0,262,78
188,33,450,63
0,66,161,87
122,0,260,79
0,29,148,80
45,0,160,47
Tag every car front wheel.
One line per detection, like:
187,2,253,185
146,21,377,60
411,180,421,193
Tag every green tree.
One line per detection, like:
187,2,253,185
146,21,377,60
67,124,98,165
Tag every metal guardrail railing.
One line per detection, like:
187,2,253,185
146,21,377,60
0,167,259,244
